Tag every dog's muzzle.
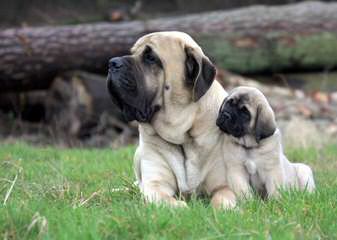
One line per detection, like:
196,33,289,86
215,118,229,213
109,57,124,73
107,56,160,123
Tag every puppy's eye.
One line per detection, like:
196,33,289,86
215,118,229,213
240,106,249,114
240,106,251,120
228,98,235,106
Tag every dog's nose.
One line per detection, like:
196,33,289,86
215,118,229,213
109,57,123,72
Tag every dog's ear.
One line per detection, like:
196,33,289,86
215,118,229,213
185,47,216,102
254,104,276,143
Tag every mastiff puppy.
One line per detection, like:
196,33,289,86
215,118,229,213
107,31,236,208
216,86,316,199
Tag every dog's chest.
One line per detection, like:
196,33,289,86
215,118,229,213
178,140,216,193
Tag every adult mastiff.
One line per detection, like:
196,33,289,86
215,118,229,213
107,31,235,208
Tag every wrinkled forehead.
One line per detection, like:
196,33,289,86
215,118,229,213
230,88,266,106
236,90,250,100
131,32,202,57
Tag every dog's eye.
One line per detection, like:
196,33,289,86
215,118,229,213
144,52,156,64
143,47,157,65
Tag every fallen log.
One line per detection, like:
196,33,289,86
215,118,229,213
1,1,337,92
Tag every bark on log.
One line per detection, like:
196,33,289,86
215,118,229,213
1,1,337,92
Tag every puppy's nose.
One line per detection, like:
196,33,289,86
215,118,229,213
109,57,124,72
222,112,231,121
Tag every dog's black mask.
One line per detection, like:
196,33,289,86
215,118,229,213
107,53,160,123
216,97,251,138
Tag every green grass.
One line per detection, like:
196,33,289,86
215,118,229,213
0,143,336,240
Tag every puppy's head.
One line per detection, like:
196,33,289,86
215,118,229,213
107,31,216,123
216,86,276,143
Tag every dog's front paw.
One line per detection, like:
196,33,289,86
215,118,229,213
211,186,236,210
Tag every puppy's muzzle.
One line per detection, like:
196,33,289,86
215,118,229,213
217,110,244,138
216,111,231,129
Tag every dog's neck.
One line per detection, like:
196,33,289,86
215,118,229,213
231,135,259,149
141,80,226,145
189,81,227,139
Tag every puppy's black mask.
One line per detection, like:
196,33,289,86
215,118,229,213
216,97,251,138
106,47,161,122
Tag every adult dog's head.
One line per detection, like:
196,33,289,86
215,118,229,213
216,86,276,144
107,31,216,123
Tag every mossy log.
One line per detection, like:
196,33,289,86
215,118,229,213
1,1,337,92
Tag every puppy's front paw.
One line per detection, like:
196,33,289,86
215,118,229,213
293,163,316,192
267,189,281,199
230,183,253,200
211,197,236,209
171,200,188,208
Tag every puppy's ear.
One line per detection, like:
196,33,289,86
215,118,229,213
254,104,276,143
185,47,216,102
